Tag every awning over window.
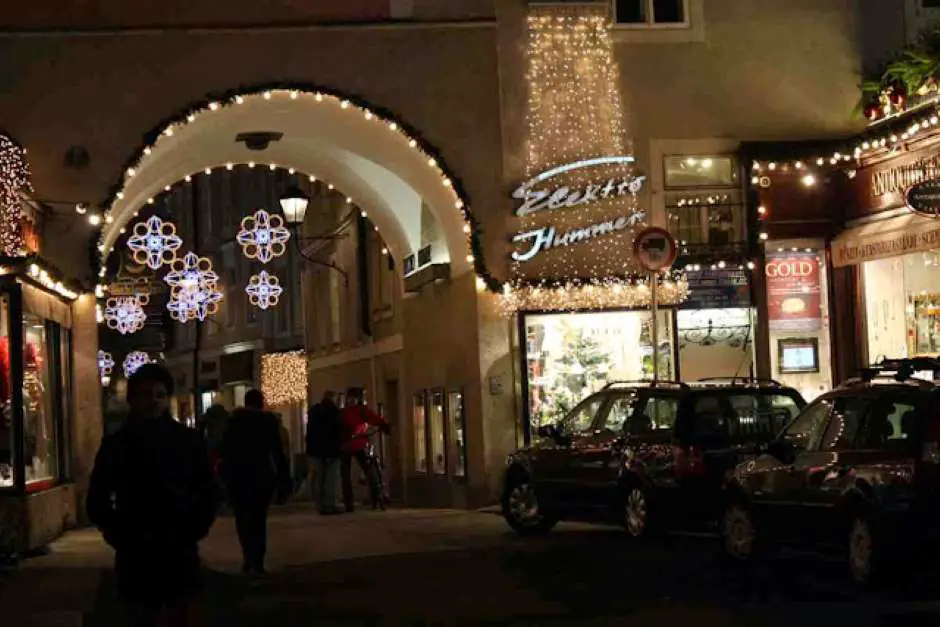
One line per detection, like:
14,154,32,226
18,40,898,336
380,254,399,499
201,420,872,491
831,210,940,267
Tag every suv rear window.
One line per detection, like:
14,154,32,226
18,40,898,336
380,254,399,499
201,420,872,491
728,394,801,438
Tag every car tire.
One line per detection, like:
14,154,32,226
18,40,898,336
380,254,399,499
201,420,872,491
502,475,558,536
622,484,653,539
722,500,762,562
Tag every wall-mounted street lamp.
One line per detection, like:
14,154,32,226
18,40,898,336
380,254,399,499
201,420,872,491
278,186,349,286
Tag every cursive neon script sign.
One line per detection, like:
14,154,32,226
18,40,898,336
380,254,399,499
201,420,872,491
512,212,647,262
513,156,646,217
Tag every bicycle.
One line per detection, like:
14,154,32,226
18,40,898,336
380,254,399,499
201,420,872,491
352,425,391,509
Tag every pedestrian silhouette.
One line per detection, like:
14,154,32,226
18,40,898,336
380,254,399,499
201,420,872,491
306,390,343,514
87,364,218,627
219,389,290,574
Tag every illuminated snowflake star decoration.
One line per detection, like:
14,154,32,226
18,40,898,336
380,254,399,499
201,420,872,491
127,215,183,269
103,294,149,335
245,270,284,310
123,351,152,378
97,350,115,378
236,209,290,264
164,252,223,322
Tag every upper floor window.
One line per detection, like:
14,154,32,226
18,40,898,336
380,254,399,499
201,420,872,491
614,0,688,27
664,154,745,250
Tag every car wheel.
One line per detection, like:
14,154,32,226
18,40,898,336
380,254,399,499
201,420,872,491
723,502,758,561
623,485,651,538
848,514,876,585
502,477,557,536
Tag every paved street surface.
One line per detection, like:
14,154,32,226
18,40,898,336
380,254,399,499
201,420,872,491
3,505,940,625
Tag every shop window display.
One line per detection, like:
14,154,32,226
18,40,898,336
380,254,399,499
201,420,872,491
524,311,674,428
413,392,427,473
0,297,11,487
428,390,446,476
863,251,940,360
447,390,467,478
23,314,57,487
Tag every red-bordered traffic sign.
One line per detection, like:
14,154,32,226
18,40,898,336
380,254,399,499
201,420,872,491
633,227,678,272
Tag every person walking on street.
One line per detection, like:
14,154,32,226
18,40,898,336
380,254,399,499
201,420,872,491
87,364,218,627
219,389,290,575
340,387,390,512
306,390,343,514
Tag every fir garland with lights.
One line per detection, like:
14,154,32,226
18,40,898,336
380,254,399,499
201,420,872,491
86,83,499,292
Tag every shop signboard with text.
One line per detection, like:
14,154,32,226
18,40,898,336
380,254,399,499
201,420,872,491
766,252,821,332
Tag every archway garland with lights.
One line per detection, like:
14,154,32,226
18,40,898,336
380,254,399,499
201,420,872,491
89,84,499,292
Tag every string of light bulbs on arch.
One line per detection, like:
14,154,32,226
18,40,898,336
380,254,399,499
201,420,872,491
748,106,940,186
79,85,496,291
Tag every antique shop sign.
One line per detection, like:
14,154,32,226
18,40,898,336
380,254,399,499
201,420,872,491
765,252,821,332
871,154,940,197
833,220,940,267
906,178,940,216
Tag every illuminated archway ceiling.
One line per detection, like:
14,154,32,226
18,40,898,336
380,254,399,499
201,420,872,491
99,91,476,277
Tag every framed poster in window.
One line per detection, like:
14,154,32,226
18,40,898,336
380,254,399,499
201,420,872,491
778,337,820,374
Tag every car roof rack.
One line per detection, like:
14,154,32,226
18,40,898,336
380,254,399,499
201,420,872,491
602,380,689,390
695,377,783,387
842,357,940,389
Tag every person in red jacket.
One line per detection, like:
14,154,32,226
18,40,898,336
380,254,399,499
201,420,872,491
340,387,390,511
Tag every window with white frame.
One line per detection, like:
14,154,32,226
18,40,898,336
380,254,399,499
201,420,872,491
663,155,745,251
614,0,689,27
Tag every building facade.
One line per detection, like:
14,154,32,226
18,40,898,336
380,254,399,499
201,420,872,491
1,0,872,509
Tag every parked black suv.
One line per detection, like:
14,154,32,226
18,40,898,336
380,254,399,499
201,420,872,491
502,379,806,537
723,358,940,585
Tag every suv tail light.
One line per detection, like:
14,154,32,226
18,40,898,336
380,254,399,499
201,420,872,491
673,445,706,477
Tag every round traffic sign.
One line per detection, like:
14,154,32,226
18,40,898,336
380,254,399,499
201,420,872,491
633,227,678,272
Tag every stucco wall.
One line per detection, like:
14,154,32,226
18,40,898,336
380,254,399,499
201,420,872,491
70,294,104,524
0,23,505,284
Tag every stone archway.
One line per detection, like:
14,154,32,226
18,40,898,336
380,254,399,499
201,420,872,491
95,87,491,287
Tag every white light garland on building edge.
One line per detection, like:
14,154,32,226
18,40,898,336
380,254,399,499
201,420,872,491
104,294,148,335
123,351,153,378
126,215,183,269
260,351,307,407
499,275,689,315
0,134,31,257
236,209,290,263
91,87,496,291
245,270,283,310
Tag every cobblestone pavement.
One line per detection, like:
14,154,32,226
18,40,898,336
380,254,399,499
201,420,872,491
2,505,940,626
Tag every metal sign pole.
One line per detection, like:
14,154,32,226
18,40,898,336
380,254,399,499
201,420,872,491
650,271,659,383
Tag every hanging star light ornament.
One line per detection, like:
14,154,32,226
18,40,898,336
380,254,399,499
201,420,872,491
97,350,115,380
0,134,32,256
245,270,284,310
123,351,152,378
236,209,291,263
126,215,183,269
164,252,223,322
103,294,149,335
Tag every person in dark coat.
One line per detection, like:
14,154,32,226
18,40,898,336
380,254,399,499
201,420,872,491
87,364,218,627
219,389,289,574
305,390,343,514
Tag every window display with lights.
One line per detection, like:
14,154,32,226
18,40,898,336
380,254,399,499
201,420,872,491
862,250,940,361
0,285,71,492
522,310,675,430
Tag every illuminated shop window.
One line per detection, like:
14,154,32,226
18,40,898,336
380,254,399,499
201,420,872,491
22,314,58,488
447,390,467,478
0,297,11,488
413,392,427,473
524,311,674,428
428,390,446,476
